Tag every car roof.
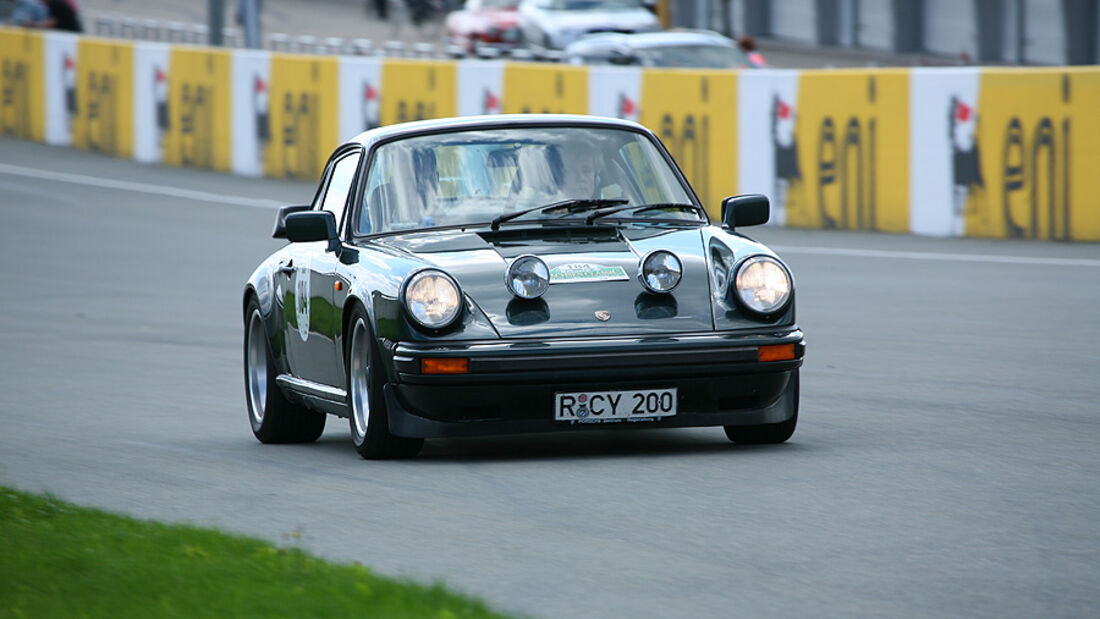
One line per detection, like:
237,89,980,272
346,114,654,147
566,29,735,53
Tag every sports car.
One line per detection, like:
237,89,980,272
445,0,523,54
564,30,763,69
242,114,804,459
517,0,660,52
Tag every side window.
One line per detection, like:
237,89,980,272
317,152,362,227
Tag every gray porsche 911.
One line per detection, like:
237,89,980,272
243,114,804,459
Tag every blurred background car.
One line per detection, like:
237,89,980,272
564,29,766,68
444,0,522,53
518,0,660,52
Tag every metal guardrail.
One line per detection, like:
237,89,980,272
90,14,560,62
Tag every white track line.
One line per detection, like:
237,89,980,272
2,161,1096,268
772,246,1100,268
0,162,284,209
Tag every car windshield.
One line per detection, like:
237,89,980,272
548,0,643,10
635,44,749,68
478,0,519,8
357,126,697,234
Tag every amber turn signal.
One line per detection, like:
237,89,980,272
421,357,469,374
758,343,796,362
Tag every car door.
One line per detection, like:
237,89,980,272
285,147,362,387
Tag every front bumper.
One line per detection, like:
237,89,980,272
383,329,804,438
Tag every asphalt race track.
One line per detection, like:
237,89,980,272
1,137,1098,618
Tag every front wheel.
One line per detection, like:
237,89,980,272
723,371,798,445
244,298,325,443
346,306,423,459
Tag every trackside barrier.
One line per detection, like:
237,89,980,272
2,27,1098,240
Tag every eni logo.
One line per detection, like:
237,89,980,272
0,59,31,138
85,71,118,155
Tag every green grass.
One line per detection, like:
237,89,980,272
0,487,514,619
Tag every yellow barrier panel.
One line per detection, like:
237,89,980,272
71,38,133,158
502,63,587,114
162,48,232,172
967,68,1100,241
640,70,737,220
787,70,909,232
380,60,457,125
264,54,339,180
0,28,45,141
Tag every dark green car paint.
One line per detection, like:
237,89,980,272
244,115,802,438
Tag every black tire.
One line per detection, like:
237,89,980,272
346,305,424,459
723,371,799,445
244,297,326,443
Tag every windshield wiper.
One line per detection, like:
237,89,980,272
489,198,628,230
584,202,706,225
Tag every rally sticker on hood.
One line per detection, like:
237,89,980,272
549,263,630,284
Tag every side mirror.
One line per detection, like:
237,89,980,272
721,194,770,229
285,211,340,252
272,204,311,239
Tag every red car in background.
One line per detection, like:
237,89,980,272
446,0,523,53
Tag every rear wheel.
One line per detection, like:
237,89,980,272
347,306,423,459
723,371,799,445
244,298,326,443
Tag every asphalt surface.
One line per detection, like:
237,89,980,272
1,137,1098,618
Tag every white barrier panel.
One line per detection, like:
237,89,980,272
231,49,270,177
339,56,383,141
909,68,982,237
586,66,641,123
456,59,504,117
43,31,77,146
737,70,800,227
132,41,170,164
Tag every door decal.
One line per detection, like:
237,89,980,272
294,255,311,342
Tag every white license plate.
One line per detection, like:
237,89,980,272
555,388,677,423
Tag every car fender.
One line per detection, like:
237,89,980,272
704,228,796,330
334,243,501,382
243,249,293,375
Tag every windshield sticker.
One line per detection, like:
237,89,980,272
549,263,630,284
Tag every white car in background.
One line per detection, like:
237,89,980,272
564,30,765,68
518,0,660,52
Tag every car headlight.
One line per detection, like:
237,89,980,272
734,255,792,315
639,250,682,294
505,255,550,299
402,269,463,329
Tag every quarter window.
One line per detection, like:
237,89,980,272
318,152,362,226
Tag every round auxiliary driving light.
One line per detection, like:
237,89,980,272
505,255,550,299
733,255,792,315
402,269,463,329
639,250,683,294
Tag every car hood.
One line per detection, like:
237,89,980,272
372,225,714,338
